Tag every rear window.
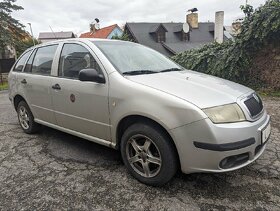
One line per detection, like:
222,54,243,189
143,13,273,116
13,50,32,72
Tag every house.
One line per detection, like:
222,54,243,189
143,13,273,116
124,12,227,56
224,26,234,39
0,30,31,78
79,24,123,39
38,31,76,43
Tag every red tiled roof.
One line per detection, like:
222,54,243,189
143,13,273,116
79,24,118,38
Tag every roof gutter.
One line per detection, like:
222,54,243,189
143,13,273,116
161,42,177,55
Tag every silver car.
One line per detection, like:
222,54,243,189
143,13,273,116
8,39,271,186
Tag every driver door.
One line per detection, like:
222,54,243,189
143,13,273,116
51,42,110,141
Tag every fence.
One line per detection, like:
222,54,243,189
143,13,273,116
0,58,15,73
0,58,15,83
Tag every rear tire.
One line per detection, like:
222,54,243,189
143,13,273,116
17,101,40,134
121,122,178,186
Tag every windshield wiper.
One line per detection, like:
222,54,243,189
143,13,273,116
122,70,158,75
160,68,182,73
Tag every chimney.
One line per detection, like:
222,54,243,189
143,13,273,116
214,11,224,43
90,23,96,33
89,19,100,33
187,13,198,29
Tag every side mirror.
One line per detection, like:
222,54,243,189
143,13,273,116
78,68,105,83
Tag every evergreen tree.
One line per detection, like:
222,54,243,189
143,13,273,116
0,0,25,57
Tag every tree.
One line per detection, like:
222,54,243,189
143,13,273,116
0,0,25,58
111,32,133,42
16,37,40,57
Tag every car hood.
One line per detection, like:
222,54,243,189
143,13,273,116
126,70,253,108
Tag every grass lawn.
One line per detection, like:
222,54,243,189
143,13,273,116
0,82,8,91
258,90,280,97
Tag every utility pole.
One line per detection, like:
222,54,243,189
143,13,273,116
27,23,36,46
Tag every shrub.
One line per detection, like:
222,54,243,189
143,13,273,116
172,0,280,89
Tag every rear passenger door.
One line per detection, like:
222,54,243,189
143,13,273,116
51,42,110,141
18,44,58,124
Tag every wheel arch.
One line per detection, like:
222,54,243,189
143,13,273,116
13,94,27,110
115,115,181,167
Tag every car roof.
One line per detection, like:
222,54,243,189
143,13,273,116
22,38,133,56
27,38,126,50
42,38,122,46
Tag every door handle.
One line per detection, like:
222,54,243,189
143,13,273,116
52,84,61,90
21,79,27,84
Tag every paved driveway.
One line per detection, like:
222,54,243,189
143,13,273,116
0,91,279,210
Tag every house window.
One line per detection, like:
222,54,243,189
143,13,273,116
157,32,166,42
182,32,189,41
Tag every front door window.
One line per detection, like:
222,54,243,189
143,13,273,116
58,43,102,79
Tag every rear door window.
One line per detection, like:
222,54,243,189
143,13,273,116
31,45,58,75
13,50,32,72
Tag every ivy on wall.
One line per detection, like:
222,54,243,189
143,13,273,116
172,0,280,89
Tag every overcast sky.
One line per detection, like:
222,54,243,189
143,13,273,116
13,0,266,38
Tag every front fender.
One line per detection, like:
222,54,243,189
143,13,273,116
108,72,207,144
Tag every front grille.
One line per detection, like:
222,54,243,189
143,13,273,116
244,94,263,117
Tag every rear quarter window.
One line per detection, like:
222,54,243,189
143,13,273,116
13,50,32,72
24,49,36,73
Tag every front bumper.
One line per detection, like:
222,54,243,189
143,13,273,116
171,111,270,174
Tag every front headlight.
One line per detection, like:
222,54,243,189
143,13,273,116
203,103,246,124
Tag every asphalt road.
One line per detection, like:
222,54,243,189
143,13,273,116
0,91,279,210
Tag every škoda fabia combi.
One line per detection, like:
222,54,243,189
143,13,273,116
8,39,271,186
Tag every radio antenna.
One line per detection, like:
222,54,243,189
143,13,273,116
49,25,57,40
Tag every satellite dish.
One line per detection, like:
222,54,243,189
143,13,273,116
183,23,190,33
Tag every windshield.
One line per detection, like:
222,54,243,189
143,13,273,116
93,41,181,74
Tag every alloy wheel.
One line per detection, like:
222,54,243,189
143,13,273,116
18,106,30,130
126,134,162,178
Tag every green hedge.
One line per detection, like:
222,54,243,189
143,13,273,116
172,0,280,89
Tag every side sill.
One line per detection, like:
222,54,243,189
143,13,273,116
35,119,116,149
193,138,256,151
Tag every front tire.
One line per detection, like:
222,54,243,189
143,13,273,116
17,101,40,134
121,122,178,186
